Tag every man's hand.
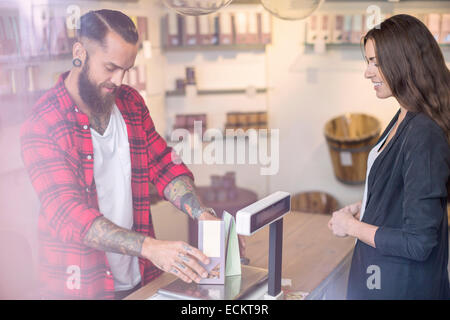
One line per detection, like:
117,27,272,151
83,217,210,283
141,237,210,283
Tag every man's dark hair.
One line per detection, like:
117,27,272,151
78,9,139,45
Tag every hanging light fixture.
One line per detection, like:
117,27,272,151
162,0,233,16
260,0,324,21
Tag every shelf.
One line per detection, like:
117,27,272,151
166,131,272,144
325,0,450,2
305,42,360,47
0,53,72,65
163,44,267,52
304,42,450,49
83,0,139,1
166,87,267,97
232,0,261,3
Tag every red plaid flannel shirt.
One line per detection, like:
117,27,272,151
20,72,194,299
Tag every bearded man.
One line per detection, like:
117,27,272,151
20,9,225,300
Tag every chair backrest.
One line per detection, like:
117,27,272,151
0,229,36,299
291,191,339,215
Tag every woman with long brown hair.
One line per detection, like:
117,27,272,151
328,14,450,299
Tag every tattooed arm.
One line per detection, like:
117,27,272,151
163,175,217,220
83,175,213,255
83,217,146,257
83,216,210,283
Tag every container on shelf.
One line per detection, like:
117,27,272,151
257,111,267,123
247,112,259,129
185,67,196,85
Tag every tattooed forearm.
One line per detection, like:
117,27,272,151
83,216,146,257
163,176,205,219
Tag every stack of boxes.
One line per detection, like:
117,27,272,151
305,12,450,45
173,113,207,133
163,9,272,49
225,111,268,132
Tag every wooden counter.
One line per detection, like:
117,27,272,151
125,265,268,300
125,211,355,300
243,211,355,299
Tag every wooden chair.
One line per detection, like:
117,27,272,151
291,191,339,215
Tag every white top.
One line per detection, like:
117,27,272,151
90,104,141,291
359,124,396,221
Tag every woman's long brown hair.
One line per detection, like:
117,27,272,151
363,14,450,144
363,14,450,199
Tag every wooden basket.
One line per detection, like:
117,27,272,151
324,113,381,185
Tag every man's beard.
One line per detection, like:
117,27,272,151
78,60,116,115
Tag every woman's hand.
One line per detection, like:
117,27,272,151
328,201,379,247
328,207,358,237
345,201,362,220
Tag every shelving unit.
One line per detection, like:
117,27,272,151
162,1,272,139
0,1,152,128
303,42,450,49
326,0,449,2
163,43,266,52
166,131,272,146
166,87,267,96
0,1,75,128
302,6,450,52
0,53,72,65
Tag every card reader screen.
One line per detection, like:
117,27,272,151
250,197,290,232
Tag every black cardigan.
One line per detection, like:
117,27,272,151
347,110,450,299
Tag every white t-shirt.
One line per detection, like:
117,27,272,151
359,123,396,222
90,104,141,291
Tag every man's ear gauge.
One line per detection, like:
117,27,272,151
72,58,82,67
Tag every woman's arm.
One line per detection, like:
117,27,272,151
348,219,378,248
328,208,378,248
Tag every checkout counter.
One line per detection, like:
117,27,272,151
125,210,355,300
